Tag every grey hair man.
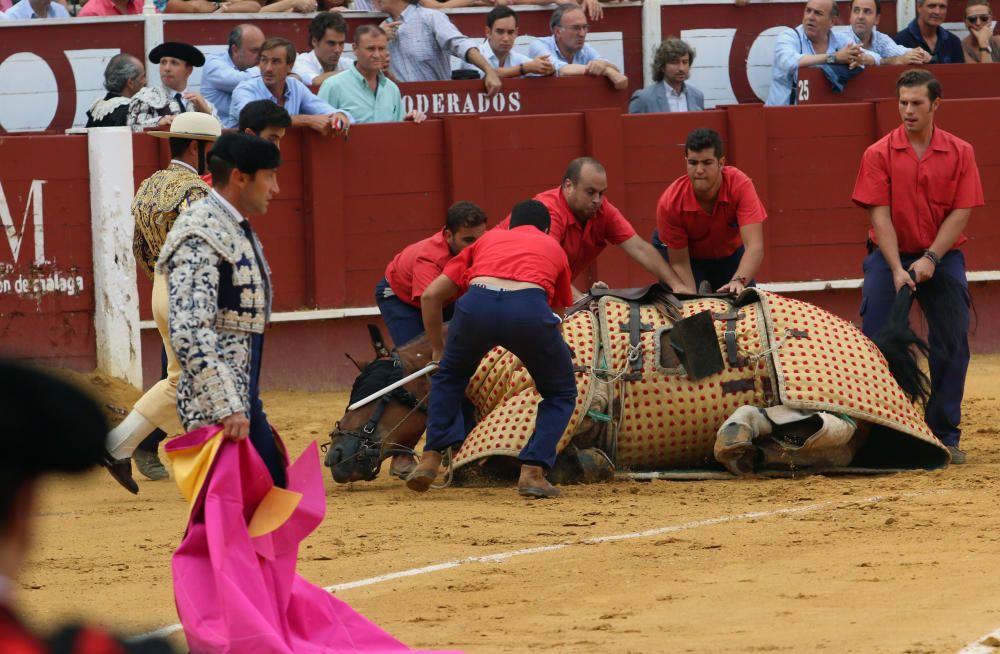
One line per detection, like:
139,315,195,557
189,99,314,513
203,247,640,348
86,53,147,128
201,24,267,128
529,4,628,89
629,38,705,113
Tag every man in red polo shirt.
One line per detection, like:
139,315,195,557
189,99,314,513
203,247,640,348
406,199,577,499
852,69,983,464
375,202,487,347
499,157,692,296
655,128,767,294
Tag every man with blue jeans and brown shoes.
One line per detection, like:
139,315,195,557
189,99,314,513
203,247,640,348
852,69,983,464
407,200,577,498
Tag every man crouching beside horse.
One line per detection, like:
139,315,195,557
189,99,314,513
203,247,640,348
406,199,578,498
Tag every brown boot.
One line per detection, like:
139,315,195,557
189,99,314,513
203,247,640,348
406,451,443,492
389,453,418,480
517,464,560,499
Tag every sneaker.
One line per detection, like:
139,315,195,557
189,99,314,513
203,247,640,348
133,448,169,480
946,445,967,465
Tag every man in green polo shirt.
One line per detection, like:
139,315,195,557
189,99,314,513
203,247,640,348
318,25,427,124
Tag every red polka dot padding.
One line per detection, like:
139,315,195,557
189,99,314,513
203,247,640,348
756,291,940,449
455,310,599,468
451,291,945,472
599,297,771,469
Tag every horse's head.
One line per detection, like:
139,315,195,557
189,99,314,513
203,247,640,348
325,325,434,483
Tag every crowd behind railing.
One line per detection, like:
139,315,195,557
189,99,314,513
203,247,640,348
2,0,997,133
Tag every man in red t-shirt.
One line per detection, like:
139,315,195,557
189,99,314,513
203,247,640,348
654,128,767,294
406,200,577,499
852,69,984,464
498,157,692,296
375,202,488,347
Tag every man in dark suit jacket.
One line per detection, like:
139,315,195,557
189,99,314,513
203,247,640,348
629,37,705,113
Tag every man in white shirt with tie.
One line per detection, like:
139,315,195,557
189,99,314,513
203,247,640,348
128,42,217,129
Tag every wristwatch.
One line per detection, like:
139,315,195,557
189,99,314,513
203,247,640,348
826,52,836,64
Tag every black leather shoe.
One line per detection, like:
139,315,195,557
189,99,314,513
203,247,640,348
101,450,139,495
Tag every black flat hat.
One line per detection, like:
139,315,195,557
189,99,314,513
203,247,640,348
149,42,206,67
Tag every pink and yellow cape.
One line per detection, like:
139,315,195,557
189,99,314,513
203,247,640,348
165,427,457,654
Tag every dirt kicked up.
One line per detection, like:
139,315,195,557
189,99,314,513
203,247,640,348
17,355,1000,653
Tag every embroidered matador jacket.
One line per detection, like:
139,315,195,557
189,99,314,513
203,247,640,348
156,192,272,431
133,161,211,279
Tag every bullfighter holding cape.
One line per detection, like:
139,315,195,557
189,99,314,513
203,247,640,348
158,132,455,653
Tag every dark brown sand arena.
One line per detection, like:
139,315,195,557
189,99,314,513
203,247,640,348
20,355,1000,653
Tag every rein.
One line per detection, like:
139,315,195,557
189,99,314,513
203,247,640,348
326,352,433,476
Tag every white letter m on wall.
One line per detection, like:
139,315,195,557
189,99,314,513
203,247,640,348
0,180,46,266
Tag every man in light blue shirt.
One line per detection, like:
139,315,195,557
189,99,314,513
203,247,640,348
766,0,877,106
849,0,931,64
529,4,628,89
461,7,556,79
318,25,427,125
201,25,265,129
4,0,69,18
372,0,501,97
230,37,352,135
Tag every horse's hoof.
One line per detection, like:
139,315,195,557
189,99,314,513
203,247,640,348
405,469,436,492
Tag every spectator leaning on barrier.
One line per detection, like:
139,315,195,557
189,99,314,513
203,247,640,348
459,7,556,78
238,99,292,146
318,25,427,124
231,37,352,135
78,0,143,16
3,0,69,18
765,0,877,106
530,4,629,89
294,12,354,86
129,42,217,130
850,0,931,64
373,0,502,97
201,25,265,129
962,0,1000,62
87,53,146,128
165,0,261,13
894,0,965,63
629,37,704,113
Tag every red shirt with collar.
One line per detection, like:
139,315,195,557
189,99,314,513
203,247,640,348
852,124,984,253
442,225,574,308
78,0,144,16
497,187,636,279
385,230,455,308
656,166,767,260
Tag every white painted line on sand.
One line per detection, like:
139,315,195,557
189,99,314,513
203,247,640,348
129,491,927,643
957,628,1000,654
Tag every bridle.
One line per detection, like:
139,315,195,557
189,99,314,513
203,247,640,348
325,352,430,479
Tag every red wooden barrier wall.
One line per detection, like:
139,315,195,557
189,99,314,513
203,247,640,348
3,97,998,386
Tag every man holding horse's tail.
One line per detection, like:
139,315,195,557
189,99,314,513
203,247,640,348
407,199,577,499
496,157,696,297
852,69,983,465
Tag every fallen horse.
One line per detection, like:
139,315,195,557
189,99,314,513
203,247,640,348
324,287,949,485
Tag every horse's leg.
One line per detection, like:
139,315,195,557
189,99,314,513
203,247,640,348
714,406,773,476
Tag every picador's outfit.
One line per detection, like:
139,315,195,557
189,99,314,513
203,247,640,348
157,190,286,486
86,92,131,128
129,160,211,454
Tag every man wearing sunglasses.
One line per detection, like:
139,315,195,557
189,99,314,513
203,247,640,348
894,0,964,63
962,0,1000,62
529,3,628,89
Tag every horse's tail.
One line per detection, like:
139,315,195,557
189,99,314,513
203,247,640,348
871,272,967,410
